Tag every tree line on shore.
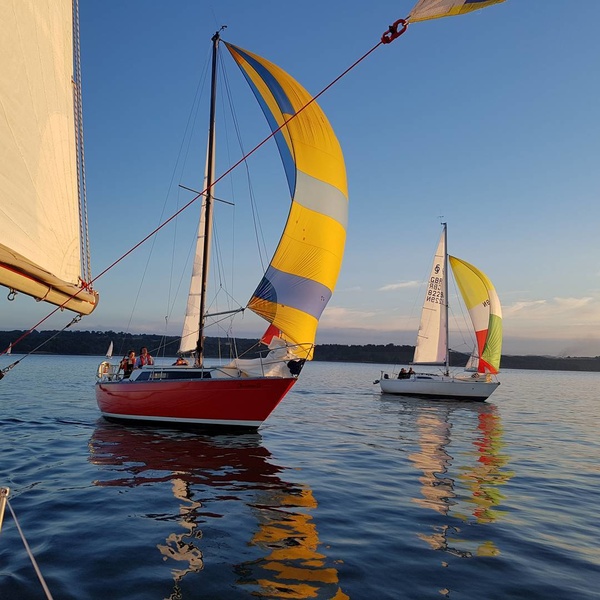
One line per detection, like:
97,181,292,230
1,330,599,372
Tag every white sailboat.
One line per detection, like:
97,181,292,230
378,223,502,401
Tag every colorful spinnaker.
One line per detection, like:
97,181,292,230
449,255,502,374
226,43,348,359
409,0,506,23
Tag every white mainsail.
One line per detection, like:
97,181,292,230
0,0,97,314
413,229,447,365
179,140,213,354
464,349,478,371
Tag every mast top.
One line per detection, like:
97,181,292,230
212,25,227,43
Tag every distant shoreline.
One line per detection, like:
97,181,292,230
2,330,599,373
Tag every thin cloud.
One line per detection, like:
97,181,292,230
379,280,421,292
504,297,595,320
320,306,378,327
503,297,600,341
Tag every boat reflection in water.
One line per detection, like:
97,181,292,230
401,399,513,558
88,423,347,599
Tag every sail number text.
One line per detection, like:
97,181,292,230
426,277,445,305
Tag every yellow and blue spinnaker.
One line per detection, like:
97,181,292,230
225,43,348,358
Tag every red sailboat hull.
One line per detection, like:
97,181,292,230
95,376,297,429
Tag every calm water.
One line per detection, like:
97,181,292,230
0,356,598,599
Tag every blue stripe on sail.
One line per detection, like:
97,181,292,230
253,266,332,320
230,47,295,114
228,45,296,196
249,89,296,197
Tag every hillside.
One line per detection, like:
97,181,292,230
2,330,599,372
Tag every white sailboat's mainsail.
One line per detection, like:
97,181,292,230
179,198,207,354
0,0,97,314
464,349,478,371
413,229,447,365
179,140,213,355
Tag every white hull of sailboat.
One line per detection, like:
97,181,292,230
379,373,499,401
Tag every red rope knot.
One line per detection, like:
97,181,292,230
381,19,408,44
79,278,93,291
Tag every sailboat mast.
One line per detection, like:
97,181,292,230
195,30,221,366
443,222,450,375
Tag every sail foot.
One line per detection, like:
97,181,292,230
0,249,98,315
224,337,307,378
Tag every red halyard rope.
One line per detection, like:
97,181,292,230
2,18,410,360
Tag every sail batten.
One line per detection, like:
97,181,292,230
225,43,348,357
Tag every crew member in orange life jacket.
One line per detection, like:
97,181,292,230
135,347,154,368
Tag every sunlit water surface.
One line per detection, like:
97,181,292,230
0,356,598,599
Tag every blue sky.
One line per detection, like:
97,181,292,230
5,1,600,357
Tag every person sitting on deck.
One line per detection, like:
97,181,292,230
120,350,136,378
398,368,409,379
135,347,154,368
172,357,189,366
407,367,415,377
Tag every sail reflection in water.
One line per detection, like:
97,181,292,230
88,424,346,599
239,487,348,599
406,401,513,558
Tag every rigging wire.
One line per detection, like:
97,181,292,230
0,316,82,379
72,0,92,284
164,46,213,337
219,50,269,274
1,489,55,600
1,18,410,365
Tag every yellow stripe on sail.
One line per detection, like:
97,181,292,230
449,255,502,373
449,255,490,312
271,203,346,292
226,45,347,196
409,0,506,23
247,297,318,359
